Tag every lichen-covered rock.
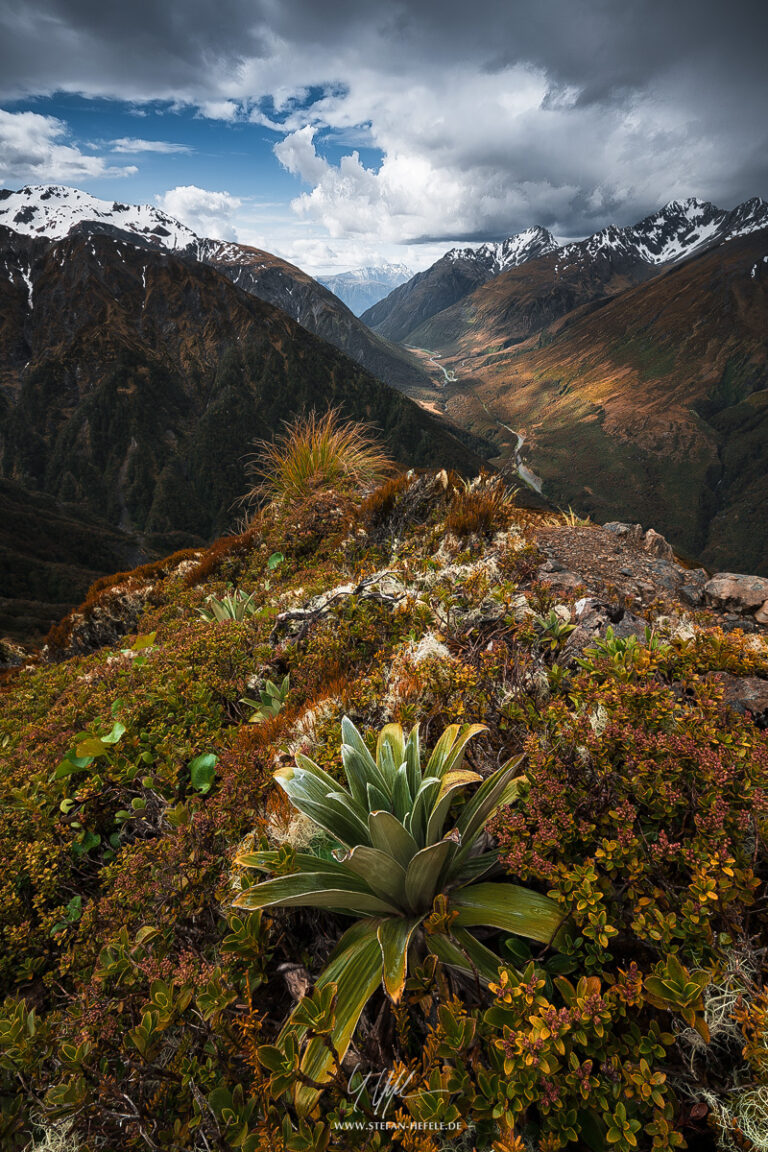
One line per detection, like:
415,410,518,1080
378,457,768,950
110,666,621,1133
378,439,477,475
679,568,709,607
602,521,643,541
46,584,155,658
563,597,647,659
0,637,27,668
704,573,768,612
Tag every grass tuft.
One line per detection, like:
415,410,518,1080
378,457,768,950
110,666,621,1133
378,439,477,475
445,474,518,538
242,408,395,511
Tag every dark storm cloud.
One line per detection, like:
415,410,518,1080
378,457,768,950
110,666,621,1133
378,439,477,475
1,0,766,239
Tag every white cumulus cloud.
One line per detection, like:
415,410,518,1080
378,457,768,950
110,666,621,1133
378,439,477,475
155,184,242,240
272,64,715,243
196,100,241,121
0,109,135,184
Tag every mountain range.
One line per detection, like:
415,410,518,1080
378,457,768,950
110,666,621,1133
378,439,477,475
362,198,768,343
364,196,768,573
1,184,767,640
318,263,413,314
0,191,485,640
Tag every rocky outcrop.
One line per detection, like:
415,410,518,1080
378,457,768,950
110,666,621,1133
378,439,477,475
704,573,768,617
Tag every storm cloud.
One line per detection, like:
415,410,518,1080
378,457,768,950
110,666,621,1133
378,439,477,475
1,0,766,242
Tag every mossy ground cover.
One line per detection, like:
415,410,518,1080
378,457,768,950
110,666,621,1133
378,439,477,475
1,473,767,1151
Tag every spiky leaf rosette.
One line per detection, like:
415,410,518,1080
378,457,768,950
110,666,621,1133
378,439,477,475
234,717,565,1113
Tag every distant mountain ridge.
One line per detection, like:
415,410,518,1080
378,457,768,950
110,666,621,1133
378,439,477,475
446,227,560,273
319,263,413,314
362,197,768,344
360,226,560,343
0,185,433,400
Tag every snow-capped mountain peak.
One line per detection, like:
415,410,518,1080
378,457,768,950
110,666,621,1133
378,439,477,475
556,196,768,271
447,225,559,272
0,185,201,250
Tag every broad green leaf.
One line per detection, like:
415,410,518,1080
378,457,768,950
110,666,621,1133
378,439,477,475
392,764,413,822
423,724,462,778
285,795,371,849
404,725,421,797
404,839,455,912
235,851,356,880
439,724,488,777
189,753,218,793
426,928,503,986
344,845,408,909
234,869,371,901
234,874,397,916
288,755,342,795
130,633,156,652
289,919,383,1115
369,810,419,869
425,769,483,845
341,718,382,781
409,776,441,844
376,723,405,772
75,737,107,758
53,755,93,780
267,551,285,570
377,917,421,1002
340,746,372,808
449,757,525,873
450,882,565,946
366,782,391,813
451,850,499,886
376,740,399,792
101,721,127,745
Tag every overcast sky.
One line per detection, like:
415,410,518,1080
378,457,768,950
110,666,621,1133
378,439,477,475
0,0,766,273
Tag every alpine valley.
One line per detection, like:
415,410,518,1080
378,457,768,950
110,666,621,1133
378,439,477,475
364,196,768,574
1,185,767,643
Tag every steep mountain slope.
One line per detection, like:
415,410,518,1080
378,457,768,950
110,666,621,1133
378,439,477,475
319,263,412,314
0,225,483,637
364,198,768,347
0,478,144,643
0,185,435,400
361,227,559,342
198,240,433,398
434,230,768,572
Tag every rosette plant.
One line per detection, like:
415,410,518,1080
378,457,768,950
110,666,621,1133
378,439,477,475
234,718,564,1110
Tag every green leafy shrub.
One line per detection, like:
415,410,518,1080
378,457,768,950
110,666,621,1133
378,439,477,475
197,587,259,622
241,673,290,722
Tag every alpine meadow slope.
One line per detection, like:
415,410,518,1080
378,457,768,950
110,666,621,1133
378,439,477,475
2,467,768,1150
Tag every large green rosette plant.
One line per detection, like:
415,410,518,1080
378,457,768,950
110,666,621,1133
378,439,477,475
234,718,565,1112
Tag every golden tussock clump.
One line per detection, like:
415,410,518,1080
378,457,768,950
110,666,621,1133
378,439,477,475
241,407,395,512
